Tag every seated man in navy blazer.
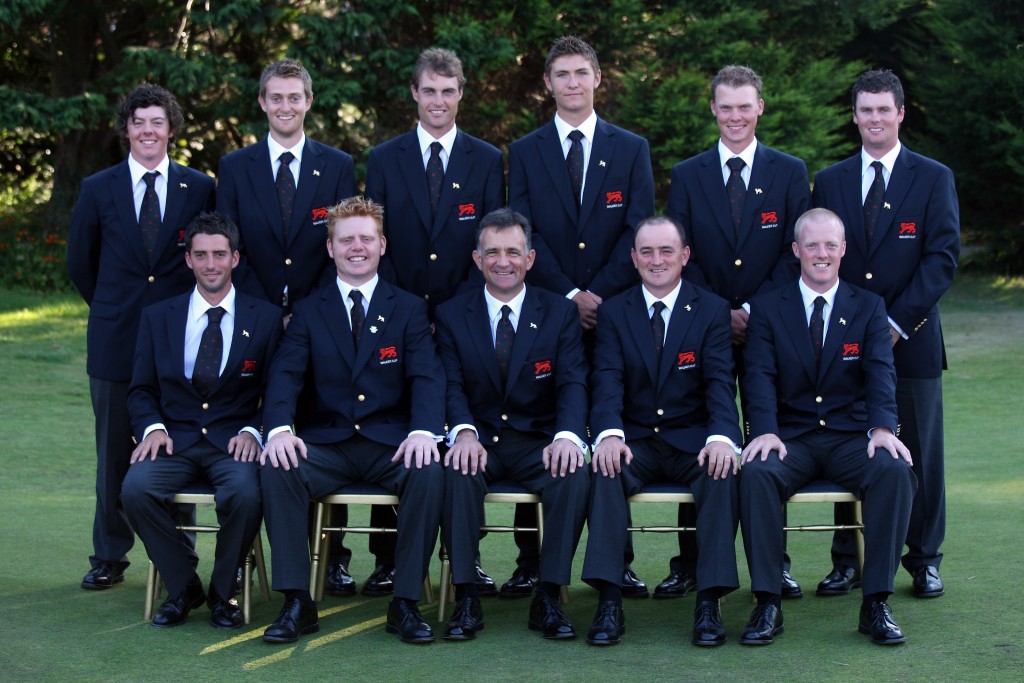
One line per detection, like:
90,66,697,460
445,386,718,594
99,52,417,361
122,212,281,629
584,216,741,647
738,208,916,646
259,197,446,645
507,33,654,598
68,84,215,591
435,208,590,642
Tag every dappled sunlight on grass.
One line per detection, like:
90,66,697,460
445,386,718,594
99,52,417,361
0,296,87,346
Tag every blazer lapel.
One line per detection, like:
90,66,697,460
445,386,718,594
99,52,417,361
160,162,187,251
536,123,580,224
869,148,914,257
840,156,869,257
291,139,326,247
741,146,774,248
111,161,149,269
398,132,434,235
431,132,467,238
819,283,854,382
465,292,503,394
355,282,396,376
696,149,736,248
246,140,284,247
505,288,544,398
165,294,191,391
319,285,356,367
779,283,818,385
578,120,613,232
660,284,698,390
625,288,659,386
212,295,257,396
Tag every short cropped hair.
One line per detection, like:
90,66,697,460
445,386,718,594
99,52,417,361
411,48,466,89
852,69,904,110
710,65,763,100
475,208,533,252
793,207,846,243
260,58,314,100
115,84,185,145
633,215,689,249
544,35,600,76
327,196,385,239
185,212,240,252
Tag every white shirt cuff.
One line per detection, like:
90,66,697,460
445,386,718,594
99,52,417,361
706,434,741,455
267,425,293,441
409,429,442,443
446,424,478,447
592,428,625,451
143,423,167,441
887,316,909,340
554,430,589,455
566,288,582,300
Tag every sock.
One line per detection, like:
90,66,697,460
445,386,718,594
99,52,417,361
754,591,781,608
594,579,621,604
538,581,560,600
696,588,720,605
284,589,314,607
862,591,889,608
455,582,479,601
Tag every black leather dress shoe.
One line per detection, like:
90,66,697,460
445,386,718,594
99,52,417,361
781,570,803,598
859,600,906,645
443,596,484,641
386,598,435,643
81,562,127,590
528,590,576,639
692,601,726,647
912,565,944,598
263,598,319,643
475,562,498,596
621,566,649,599
586,601,624,646
653,570,696,599
207,585,243,630
152,576,206,628
326,563,357,596
816,565,862,596
499,567,539,598
740,603,784,645
362,565,395,596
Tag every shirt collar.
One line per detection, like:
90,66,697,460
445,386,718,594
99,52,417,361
860,140,901,177
128,154,170,187
483,284,527,323
641,280,683,314
554,111,598,143
717,138,758,171
267,133,306,163
416,123,459,157
336,274,379,306
190,284,236,323
798,277,839,311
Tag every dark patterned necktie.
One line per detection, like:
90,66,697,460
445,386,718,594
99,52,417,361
427,141,444,217
192,306,225,398
349,289,364,346
809,296,826,366
566,130,585,209
139,171,161,264
726,157,746,240
651,301,667,359
495,305,515,384
277,151,296,242
863,160,885,242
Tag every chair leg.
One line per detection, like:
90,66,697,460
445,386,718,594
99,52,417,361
854,500,866,574
144,561,158,621
422,575,434,606
253,531,270,602
438,545,452,623
242,546,254,625
309,501,328,602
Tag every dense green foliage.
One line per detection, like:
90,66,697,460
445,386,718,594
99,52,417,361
1,1,1021,289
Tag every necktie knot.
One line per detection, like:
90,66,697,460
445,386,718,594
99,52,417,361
727,157,745,175
809,296,826,364
207,306,225,325
871,160,884,175
279,151,294,167
426,142,444,215
192,306,225,398
350,289,363,310
500,304,512,323
143,171,159,189
651,300,667,318
651,300,667,355
349,290,364,343
429,141,442,158
568,129,584,143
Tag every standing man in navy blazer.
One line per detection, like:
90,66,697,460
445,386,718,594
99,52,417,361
584,216,741,647
258,197,445,645
68,84,215,591
436,208,590,642
366,47,505,318
662,65,810,600
738,208,916,646
122,212,281,629
216,58,365,597
507,34,654,597
812,69,959,599
216,58,357,316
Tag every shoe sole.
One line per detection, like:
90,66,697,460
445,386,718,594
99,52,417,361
527,621,577,639
81,575,125,590
262,623,320,643
210,617,244,630
739,626,784,645
692,636,727,647
781,590,804,599
912,589,944,598
815,582,861,596
586,636,621,646
385,624,436,644
858,625,906,645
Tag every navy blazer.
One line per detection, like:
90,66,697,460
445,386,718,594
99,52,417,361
508,119,654,299
812,147,960,379
590,281,740,453
434,286,589,444
263,279,445,447
666,144,810,309
216,137,356,306
127,290,283,453
67,160,216,381
366,129,505,316
743,280,898,440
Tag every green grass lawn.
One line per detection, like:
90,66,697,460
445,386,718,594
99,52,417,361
1,275,1022,682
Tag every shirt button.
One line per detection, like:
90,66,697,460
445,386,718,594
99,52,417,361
285,258,293,266
819,419,826,426
202,403,209,410
357,394,365,402
429,253,438,261
815,396,823,404
734,259,742,267
492,435,500,443
865,272,873,280
201,427,208,435
656,408,664,416
578,242,586,250
148,276,155,283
